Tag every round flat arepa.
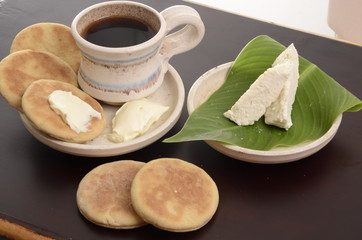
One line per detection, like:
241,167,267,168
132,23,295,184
10,22,81,73
131,158,219,232
22,79,105,143
77,160,147,229
0,50,77,111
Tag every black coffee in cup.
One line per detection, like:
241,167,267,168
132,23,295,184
82,16,157,47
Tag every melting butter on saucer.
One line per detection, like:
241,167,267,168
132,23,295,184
48,90,102,133
108,98,169,143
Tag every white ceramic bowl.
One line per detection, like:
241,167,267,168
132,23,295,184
20,65,185,157
187,62,342,164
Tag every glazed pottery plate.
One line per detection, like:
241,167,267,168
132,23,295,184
20,65,185,157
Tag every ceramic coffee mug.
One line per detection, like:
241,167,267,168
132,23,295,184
71,1,205,104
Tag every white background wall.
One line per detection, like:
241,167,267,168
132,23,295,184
186,0,335,38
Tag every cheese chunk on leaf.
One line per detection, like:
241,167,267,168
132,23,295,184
264,44,299,130
224,61,291,126
224,43,299,130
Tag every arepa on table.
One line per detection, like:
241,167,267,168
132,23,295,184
131,158,219,232
77,160,147,229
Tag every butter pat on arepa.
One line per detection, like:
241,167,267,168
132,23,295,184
22,79,105,143
131,158,219,232
77,160,147,229
10,22,81,73
0,50,77,111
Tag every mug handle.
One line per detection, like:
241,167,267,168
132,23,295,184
160,5,205,59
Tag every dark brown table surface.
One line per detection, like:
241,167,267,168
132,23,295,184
1,0,362,239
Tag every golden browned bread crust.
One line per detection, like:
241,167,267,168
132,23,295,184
22,79,105,143
131,158,219,232
0,50,77,111
10,22,81,73
77,160,147,229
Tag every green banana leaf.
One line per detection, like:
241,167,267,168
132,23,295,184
164,35,362,150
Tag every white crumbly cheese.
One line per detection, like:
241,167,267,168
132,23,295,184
224,61,291,126
107,98,169,143
264,44,299,130
224,43,299,130
48,90,101,133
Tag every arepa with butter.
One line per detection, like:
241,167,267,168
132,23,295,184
22,79,105,143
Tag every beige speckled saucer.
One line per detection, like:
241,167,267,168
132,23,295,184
19,65,184,157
